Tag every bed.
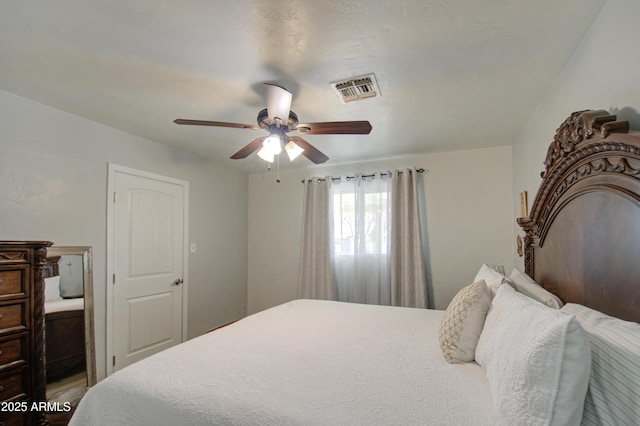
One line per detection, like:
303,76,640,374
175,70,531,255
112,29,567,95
70,110,640,425
43,255,86,382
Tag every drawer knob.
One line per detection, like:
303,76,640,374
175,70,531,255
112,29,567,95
0,385,3,392
0,277,3,284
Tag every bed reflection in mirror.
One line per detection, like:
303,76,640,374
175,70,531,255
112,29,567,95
44,246,96,398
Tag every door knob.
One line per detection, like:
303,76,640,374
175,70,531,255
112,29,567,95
172,278,183,286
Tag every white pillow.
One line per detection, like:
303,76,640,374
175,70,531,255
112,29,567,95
44,276,62,302
508,268,563,309
561,303,640,426
473,263,508,297
476,285,591,426
439,280,492,363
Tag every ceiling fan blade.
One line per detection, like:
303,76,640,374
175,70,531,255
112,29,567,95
174,119,260,130
230,136,266,159
264,83,292,125
294,121,372,135
289,136,329,164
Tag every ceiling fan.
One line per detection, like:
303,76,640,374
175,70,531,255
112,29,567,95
174,83,372,164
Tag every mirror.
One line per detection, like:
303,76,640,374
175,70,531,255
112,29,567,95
44,246,96,396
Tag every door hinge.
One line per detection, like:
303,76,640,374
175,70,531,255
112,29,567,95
113,355,116,366
113,273,116,284
113,192,118,203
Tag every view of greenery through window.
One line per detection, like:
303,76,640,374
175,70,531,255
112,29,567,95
332,191,389,256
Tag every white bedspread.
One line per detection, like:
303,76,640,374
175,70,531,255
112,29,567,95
45,297,84,314
71,299,496,425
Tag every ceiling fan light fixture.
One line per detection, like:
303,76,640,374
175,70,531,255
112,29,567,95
285,140,304,161
263,134,282,155
257,146,275,163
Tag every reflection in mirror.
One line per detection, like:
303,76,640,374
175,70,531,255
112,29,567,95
44,246,96,397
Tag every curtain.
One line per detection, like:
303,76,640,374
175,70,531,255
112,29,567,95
297,177,336,300
390,169,427,308
297,169,428,309
331,173,392,305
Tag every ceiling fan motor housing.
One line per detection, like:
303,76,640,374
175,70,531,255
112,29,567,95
257,108,299,130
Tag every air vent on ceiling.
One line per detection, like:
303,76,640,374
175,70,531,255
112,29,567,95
331,74,379,103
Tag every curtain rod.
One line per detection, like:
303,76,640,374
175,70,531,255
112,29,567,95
301,168,425,183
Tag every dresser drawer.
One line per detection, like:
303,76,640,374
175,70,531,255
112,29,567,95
0,268,28,300
0,334,27,371
0,304,27,336
0,250,29,266
0,368,28,402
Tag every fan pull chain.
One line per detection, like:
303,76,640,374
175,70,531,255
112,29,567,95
276,155,281,183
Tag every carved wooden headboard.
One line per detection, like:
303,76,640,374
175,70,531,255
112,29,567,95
518,110,640,323
43,255,61,278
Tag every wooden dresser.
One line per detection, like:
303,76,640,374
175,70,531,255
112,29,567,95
0,241,52,426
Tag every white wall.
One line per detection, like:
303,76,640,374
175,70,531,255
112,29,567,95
248,145,514,313
512,0,640,269
0,89,248,381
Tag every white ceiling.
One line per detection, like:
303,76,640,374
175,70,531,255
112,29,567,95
0,0,605,172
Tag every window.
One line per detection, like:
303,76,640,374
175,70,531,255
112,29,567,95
298,169,427,308
329,176,392,305
332,190,389,256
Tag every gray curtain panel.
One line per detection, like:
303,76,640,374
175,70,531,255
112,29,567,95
390,169,428,308
297,177,336,300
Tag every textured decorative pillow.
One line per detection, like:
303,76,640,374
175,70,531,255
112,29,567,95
476,285,590,426
44,276,62,303
561,303,640,426
473,263,508,297
508,268,563,308
439,280,492,363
